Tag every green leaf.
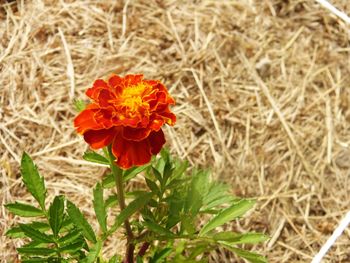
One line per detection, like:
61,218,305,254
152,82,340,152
5,202,44,217
22,258,59,263
81,240,102,263
83,151,109,165
66,200,97,243
59,217,75,233
105,194,118,208
22,258,56,262
6,222,49,238
23,240,49,248
58,229,83,245
151,167,163,184
166,194,183,228
146,178,159,195
180,215,196,235
21,152,47,210
171,159,188,179
59,239,85,254
102,173,115,188
199,199,255,236
93,183,107,233
143,220,175,237
49,196,65,238
136,256,143,263
111,193,153,231
19,224,53,243
109,255,119,263
123,164,150,182
189,243,211,259
185,170,209,216
74,99,86,112
17,247,56,256
150,248,172,263
214,232,269,244
223,246,268,263
202,183,235,210
162,162,174,188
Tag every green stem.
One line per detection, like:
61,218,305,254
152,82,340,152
106,146,134,263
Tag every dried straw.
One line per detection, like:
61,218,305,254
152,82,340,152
1,1,350,262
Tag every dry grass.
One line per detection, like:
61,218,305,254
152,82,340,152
1,0,350,262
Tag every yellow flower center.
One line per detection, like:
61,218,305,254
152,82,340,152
120,83,150,113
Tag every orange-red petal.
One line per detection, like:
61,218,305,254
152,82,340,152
74,107,102,134
86,79,109,101
122,127,151,141
84,128,116,149
112,133,152,169
148,129,165,155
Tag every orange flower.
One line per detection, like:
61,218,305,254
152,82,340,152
74,74,176,169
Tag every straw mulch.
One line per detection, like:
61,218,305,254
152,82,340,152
1,0,350,262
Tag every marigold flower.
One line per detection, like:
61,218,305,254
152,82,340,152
74,74,176,169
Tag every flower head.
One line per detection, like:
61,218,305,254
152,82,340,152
74,74,176,169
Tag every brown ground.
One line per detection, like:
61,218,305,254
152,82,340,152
1,0,350,262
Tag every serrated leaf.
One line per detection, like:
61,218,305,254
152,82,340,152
59,239,85,253
151,167,163,184
102,173,115,188
166,195,183,228
146,178,159,195
223,246,268,263
199,199,255,236
185,170,209,216
17,247,56,256
123,164,150,182
74,99,86,112
66,200,96,243
5,202,44,217
60,217,74,233
202,183,235,210
83,151,109,165
49,196,65,238
214,232,269,244
111,193,153,231
93,183,107,233
202,195,236,212
22,240,48,248
58,229,82,245
143,221,175,237
21,153,46,210
171,160,188,179
6,222,49,238
81,240,102,263
19,224,53,243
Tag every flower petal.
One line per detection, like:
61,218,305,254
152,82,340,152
83,128,116,149
112,135,152,169
74,107,102,134
122,127,151,141
148,129,165,155
108,75,124,95
86,79,109,101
